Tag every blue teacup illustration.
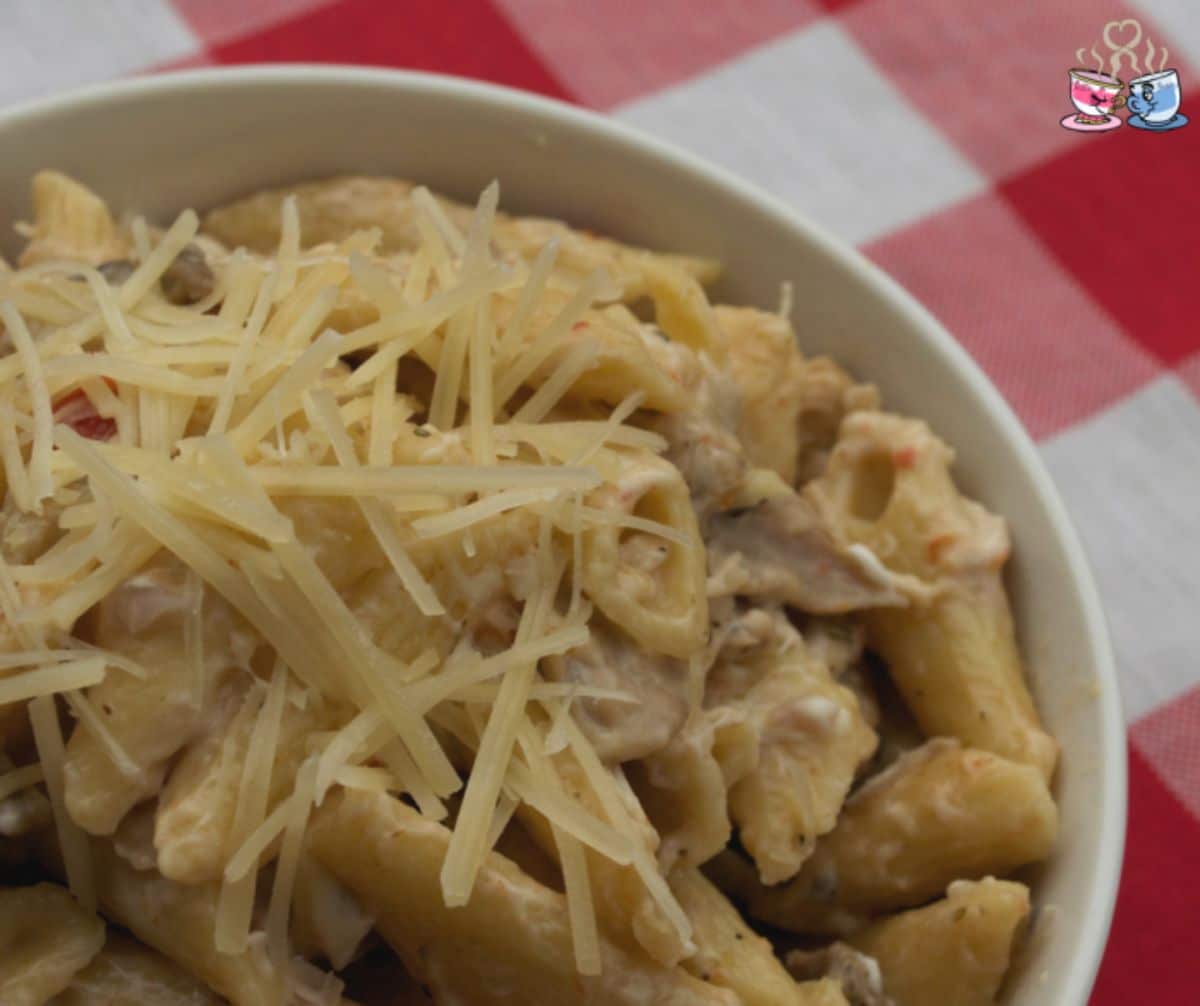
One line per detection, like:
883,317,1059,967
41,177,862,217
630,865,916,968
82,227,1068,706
1127,69,1188,130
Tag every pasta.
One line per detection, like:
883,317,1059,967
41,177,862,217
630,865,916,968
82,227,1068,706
309,788,736,1006
0,171,1059,1005
0,882,105,1005
806,412,1058,779
52,932,223,1006
706,739,1056,935
670,865,849,1006
841,878,1032,1006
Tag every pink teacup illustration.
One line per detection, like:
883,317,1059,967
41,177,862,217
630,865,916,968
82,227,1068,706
1061,69,1126,131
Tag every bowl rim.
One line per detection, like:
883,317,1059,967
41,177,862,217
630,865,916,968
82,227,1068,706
0,63,1127,1002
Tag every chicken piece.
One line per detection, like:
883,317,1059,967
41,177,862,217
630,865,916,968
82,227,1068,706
650,363,747,523
160,243,215,306
543,617,691,763
0,883,105,1006
96,258,135,284
706,496,920,614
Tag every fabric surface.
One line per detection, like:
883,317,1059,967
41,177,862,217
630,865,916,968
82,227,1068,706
1,0,1197,1000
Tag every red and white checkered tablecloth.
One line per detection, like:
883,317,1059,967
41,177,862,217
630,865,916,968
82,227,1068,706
2,1,1197,1001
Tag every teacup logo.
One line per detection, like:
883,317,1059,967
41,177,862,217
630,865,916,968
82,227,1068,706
1062,69,1126,132
1127,69,1188,131
1061,18,1187,133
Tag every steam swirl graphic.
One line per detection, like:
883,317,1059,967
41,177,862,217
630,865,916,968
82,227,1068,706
1075,18,1170,78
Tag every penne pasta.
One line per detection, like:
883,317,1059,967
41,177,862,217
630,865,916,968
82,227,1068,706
1,170,1059,1005
709,740,1056,935
807,412,1058,780
56,836,287,1006
309,789,738,1006
671,865,816,1006
846,878,1032,1006
52,932,223,1006
0,883,105,1006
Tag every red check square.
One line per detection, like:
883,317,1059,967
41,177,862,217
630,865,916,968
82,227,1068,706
1092,746,1200,1005
1000,117,1200,366
865,192,1160,440
204,0,571,101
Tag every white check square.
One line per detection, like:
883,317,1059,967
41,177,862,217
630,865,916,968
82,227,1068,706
1130,0,1200,72
0,0,197,110
1041,376,1200,721
615,20,987,246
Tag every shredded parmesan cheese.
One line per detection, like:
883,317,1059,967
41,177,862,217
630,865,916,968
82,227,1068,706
29,694,96,913
63,688,142,779
0,657,106,705
266,754,319,965
275,195,301,301
411,486,559,541
305,389,443,616
511,342,599,425
1,302,53,506
493,270,607,414
1,176,736,984
215,667,286,954
118,209,199,309
250,462,601,496
0,396,33,513
496,239,558,360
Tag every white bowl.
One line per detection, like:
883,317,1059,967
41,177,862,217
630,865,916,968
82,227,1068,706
0,66,1124,1004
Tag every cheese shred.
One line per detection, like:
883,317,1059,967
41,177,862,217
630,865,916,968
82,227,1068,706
29,694,96,913
2,175,725,983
